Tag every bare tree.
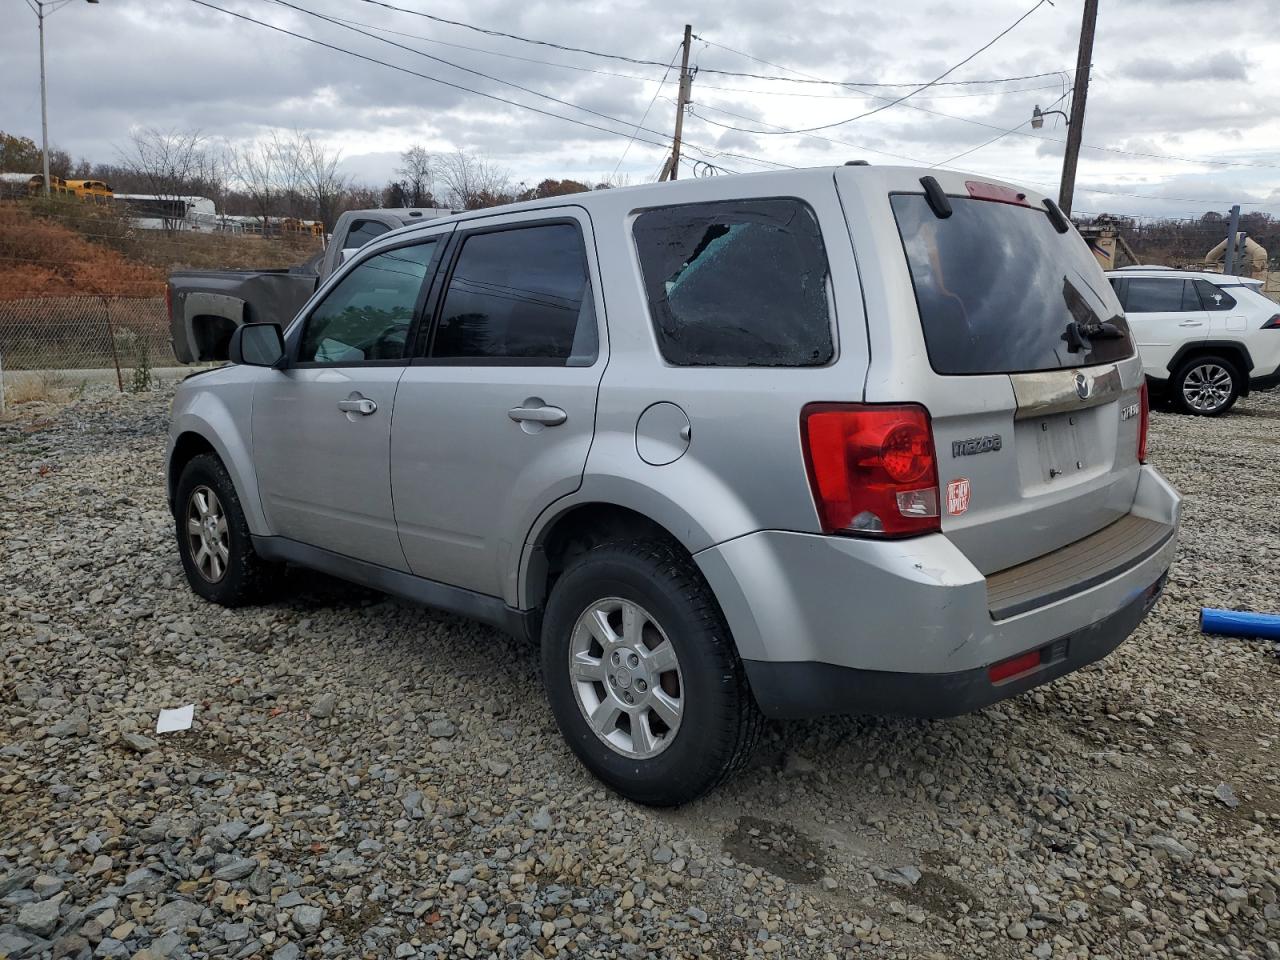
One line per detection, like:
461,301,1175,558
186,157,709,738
227,138,278,233
396,145,434,207
294,133,350,230
270,129,306,221
436,149,511,210
118,128,217,232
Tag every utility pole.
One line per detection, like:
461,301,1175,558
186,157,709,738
1224,204,1241,277
661,24,693,182
37,3,50,196
1058,0,1098,216
27,1,98,196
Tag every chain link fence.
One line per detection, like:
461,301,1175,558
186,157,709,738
0,295,170,382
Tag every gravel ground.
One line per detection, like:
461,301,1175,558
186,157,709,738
1,383,1278,960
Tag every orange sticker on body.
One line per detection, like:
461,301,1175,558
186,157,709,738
947,478,971,515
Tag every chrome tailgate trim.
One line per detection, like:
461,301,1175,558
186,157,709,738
1011,364,1122,419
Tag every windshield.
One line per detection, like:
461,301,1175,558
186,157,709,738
892,194,1134,375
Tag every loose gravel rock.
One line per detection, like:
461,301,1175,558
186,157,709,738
2,383,1279,958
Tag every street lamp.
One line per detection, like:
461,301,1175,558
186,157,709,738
24,0,100,197
1030,104,1070,130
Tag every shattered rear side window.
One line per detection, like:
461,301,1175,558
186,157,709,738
632,198,835,367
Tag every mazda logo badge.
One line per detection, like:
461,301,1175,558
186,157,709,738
1075,371,1093,400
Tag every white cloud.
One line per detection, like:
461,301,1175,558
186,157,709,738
2,0,1278,218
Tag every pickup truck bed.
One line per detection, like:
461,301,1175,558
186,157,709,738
168,207,453,363
169,267,319,364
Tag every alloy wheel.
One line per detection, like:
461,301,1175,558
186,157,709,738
568,597,684,759
185,485,230,583
1182,363,1233,413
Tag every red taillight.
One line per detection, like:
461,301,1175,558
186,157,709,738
988,649,1042,684
1137,381,1150,464
801,403,940,538
1262,314,1280,330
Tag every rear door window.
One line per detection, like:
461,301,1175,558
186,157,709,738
892,194,1134,375
632,198,834,367
430,222,596,364
1124,278,1198,313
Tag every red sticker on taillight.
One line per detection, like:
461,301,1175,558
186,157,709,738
946,478,971,515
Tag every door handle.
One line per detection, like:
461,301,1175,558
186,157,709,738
1178,321,1204,327
508,403,567,426
337,394,377,416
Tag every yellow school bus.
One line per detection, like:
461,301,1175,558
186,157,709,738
67,179,114,202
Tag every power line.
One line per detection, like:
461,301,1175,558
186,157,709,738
351,0,1072,89
930,91,1068,166
687,101,1280,210
327,14,672,84
691,34,1068,88
330,11,1073,103
696,80,1070,101
265,0,682,144
690,0,1051,135
695,29,1280,173
613,45,683,177
192,0,753,176
351,0,668,67
686,100,929,165
187,0,677,151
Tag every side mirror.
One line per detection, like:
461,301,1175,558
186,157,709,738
339,247,360,265
228,322,286,367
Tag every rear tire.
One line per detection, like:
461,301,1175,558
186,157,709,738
540,538,763,806
174,453,280,606
1173,355,1240,416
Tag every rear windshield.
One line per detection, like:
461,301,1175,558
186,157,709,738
892,194,1134,375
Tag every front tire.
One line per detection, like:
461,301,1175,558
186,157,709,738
174,453,279,606
540,539,763,806
1173,355,1240,416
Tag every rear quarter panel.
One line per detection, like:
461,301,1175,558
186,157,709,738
519,170,872,596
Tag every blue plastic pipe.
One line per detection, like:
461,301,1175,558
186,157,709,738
1200,608,1280,641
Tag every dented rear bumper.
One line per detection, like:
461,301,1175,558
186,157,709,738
695,465,1180,719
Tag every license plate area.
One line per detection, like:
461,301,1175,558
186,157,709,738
1022,411,1089,484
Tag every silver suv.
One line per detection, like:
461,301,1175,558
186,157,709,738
167,167,1180,806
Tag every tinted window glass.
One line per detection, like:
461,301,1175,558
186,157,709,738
1124,278,1194,313
1194,279,1236,310
892,195,1134,374
300,242,435,363
345,219,390,249
632,198,834,367
432,223,595,362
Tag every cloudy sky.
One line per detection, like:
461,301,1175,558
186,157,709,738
5,0,1280,219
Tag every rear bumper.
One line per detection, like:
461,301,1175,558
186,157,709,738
745,571,1166,719
1249,361,1280,391
695,465,1180,719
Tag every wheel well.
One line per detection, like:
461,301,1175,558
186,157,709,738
527,503,685,608
1172,343,1249,378
191,314,237,362
1171,345,1252,395
168,432,217,505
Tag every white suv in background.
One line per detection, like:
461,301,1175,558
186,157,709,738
1106,267,1280,415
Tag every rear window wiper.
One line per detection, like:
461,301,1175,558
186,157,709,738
1063,319,1125,353
1088,320,1126,339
